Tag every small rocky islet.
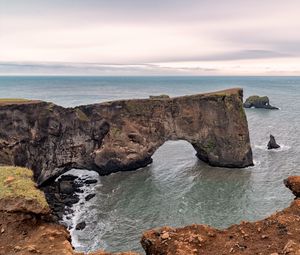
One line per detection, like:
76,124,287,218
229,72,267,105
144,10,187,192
244,95,279,109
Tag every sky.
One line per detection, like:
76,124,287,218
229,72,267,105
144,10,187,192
1,0,300,75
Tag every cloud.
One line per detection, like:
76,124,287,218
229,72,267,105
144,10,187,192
1,0,300,74
0,62,219,76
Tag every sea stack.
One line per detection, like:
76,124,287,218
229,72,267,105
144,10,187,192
267,135,280,150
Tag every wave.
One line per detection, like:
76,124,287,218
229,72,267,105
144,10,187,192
254,144,291,152
58,170,101,251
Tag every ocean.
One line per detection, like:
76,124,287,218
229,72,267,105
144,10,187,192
0,76,299,253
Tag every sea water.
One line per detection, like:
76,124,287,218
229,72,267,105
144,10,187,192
1,76,300,253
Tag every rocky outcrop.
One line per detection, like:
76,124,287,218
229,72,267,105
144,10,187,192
0,88,253,186
141,178,300,255
268,134,281,150
244,95,279,109
284,176,300,197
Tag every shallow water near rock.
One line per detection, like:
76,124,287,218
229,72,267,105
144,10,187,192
1,76,300,253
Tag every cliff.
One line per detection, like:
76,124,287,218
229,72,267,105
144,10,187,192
0,88,253,186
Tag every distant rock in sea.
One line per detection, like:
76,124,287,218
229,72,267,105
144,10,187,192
244,95,279,109
267,135,280,150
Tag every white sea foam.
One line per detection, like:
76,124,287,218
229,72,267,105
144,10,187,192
58,169,101,250
254,144,291,152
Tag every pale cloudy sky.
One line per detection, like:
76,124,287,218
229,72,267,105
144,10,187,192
1,0,300,75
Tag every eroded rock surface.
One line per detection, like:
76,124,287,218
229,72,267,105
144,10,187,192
0,88,253,186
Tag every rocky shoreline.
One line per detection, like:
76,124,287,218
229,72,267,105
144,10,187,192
2,166,300,254
41,173,99,231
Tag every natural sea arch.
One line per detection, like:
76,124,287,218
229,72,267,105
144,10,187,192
0,88,253,186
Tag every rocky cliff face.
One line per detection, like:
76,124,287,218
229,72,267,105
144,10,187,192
0,88,253,186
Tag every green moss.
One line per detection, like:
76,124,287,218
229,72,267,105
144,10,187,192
149,94,170,100
239,105,246,119
75,108,89,122
203,140,216,152
0,166,48,209
110,127,122,137
126,101,147,115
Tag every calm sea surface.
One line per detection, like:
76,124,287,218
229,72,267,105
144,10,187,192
0,76,299,253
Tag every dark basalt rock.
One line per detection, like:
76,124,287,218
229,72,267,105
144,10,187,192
84,179,98,185
41,177,83,221
267,135,280,150
75,221,86,231
59,181,74,194
85,193,96,201
244,95,279,109
0,88,253,187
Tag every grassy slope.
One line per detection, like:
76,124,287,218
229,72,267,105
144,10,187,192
0,166,49,209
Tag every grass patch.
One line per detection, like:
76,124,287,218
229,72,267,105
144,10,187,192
149,94,170,100
0,166,48,209
0,98,31,103
75,108,89,121
203,140,216,152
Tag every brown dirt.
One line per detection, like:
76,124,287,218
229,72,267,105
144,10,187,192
0,211,73,255
141,199,300,255
0,210,139,255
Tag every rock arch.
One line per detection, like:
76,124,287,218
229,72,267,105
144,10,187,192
0,88,253,186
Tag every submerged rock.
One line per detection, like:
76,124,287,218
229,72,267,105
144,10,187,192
85,193,96,201
267,135,280,150
84,179,98,185
244,95,279,109
59,181,74,194
75,221,86,231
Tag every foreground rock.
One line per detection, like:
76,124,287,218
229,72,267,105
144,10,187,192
0,88,253,186
0,166,138,255
267,134,281,150
141,178,300,255
244,95,279,109
285,176,300,197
